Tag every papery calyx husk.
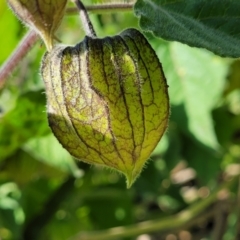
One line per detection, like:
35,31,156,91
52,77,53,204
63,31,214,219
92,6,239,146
7,0,68,50
41,28,169,188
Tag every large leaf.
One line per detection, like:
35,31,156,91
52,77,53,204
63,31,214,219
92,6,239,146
151,39,183,105
1,149,67,184
134,0,240,58
169,42,228,149
155,40,228,149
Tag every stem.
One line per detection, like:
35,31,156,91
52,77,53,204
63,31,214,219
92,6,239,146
72,0,97,37
67,3,134,15
0,30,38,89
68,177,238,240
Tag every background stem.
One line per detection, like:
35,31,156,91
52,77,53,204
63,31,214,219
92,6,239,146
67,3,134,15
68,177,238,240
0,30,38,89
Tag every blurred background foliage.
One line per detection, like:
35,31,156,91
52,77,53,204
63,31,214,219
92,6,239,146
0,0,240,240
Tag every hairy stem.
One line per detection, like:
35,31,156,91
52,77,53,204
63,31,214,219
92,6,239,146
0,30,38,89
67,3,134,15
73,0,96,37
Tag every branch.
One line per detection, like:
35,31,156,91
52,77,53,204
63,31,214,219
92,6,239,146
68,176,238,240
67,3,134,15
0,30,38,89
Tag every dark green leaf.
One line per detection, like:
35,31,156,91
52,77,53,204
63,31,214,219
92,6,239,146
134,0,240,57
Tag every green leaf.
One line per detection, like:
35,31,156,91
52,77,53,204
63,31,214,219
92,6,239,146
22,134,81,177
134,0,240,57
1,149,68,184
0,91,49,161
168,42,228,149
224,61,240,96
152,39,183,105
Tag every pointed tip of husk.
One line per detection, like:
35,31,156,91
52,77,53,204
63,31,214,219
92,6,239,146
41,32,54,51
125,171,139,189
